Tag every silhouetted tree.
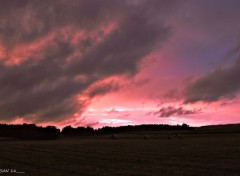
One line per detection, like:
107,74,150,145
61,126,95,136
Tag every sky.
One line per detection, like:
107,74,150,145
0,0,240,128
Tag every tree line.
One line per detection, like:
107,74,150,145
0,124,60,140
0,123,193,140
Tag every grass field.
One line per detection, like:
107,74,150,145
0,133,239,176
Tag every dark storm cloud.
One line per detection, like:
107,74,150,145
0,0,120,47
0,0,173,122
87,81,120,98
184,59,240,103
154,106,199,117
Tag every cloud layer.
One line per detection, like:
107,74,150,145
184,59,240,103
154,106,199,118
0,0,172,123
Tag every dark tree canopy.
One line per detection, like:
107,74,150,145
0,123,60,140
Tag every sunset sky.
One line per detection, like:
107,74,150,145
0,0,240,128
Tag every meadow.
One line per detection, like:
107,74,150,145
0,131,239,176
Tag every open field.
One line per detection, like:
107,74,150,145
0,132,239,176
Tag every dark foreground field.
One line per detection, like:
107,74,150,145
0,133,239,176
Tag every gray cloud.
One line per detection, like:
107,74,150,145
154,106,199,117
184,59,240,103
87,81,120,98
0,0,173,122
